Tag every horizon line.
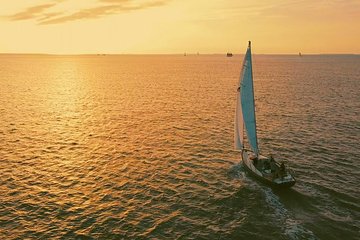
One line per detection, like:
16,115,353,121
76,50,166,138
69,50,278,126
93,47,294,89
1,52,359,56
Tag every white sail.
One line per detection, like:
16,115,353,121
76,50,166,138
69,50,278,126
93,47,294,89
234,91,243,150
239,41,259,154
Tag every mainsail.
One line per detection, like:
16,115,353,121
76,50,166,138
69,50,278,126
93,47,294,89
234,41,259,154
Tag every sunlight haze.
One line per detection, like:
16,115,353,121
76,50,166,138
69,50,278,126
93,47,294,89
1,0,359,54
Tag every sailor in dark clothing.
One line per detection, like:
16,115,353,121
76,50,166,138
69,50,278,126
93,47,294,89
264,160,270,170
253,157,258,167
279,162,286,178
270,158,277,173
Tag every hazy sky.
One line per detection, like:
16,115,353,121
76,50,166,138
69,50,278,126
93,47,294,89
1,0,359,54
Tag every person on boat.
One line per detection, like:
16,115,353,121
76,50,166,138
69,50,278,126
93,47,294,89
256,159,263,170
253,157,258,167
279,162,286,178
263,160,271,173
270,157,277,172
269,157,279,178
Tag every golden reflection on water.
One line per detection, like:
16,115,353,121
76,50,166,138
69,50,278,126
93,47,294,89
0,54,359,239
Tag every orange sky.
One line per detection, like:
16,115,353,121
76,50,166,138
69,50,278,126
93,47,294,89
1,0,359,54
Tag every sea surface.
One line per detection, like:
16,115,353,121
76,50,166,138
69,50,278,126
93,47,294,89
0,54,359,239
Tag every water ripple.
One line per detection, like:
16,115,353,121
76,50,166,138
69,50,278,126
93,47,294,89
0,54,359,239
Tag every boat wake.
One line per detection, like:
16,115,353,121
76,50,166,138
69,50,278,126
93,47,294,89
227,163,245,179
262,188,317,240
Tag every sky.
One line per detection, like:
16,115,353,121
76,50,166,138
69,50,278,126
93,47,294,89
0,0,359,54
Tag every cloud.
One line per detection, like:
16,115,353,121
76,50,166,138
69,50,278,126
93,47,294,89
39,5,122,25
99,0,131,2
8,3,57,21
37,12,65,22
7,0,169,25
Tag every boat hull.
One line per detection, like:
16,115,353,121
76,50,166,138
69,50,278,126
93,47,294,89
241,150,296,188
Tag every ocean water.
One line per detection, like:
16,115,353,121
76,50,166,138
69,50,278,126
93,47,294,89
0,54,359,239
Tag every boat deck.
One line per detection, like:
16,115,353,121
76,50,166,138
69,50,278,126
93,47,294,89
249,154,294,183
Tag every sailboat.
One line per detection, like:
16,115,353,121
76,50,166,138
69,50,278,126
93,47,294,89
234,41,296,188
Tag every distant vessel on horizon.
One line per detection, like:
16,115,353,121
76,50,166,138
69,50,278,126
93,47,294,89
227,53,233,57
299,52,302,57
